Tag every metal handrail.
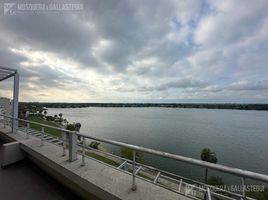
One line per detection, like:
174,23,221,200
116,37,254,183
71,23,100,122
76,143,253,199
0,114,267,199
1,115,76,134
75,132,268,183
2,114,268,182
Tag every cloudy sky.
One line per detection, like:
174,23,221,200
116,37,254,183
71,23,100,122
0,0,268,103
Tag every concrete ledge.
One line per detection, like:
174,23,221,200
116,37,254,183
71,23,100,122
0,128,191,200
23,145,115,200
1,141,26,168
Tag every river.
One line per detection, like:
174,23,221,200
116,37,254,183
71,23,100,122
47,107,268,184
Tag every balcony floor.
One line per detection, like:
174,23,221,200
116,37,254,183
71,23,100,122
0,141,81,200
0,127,192,200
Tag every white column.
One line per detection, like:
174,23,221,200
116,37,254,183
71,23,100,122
12,72,19,133
69,132,77,161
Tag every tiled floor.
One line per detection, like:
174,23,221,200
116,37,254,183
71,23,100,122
0,141,81,200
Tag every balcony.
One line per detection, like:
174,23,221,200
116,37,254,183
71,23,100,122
1,115,267,200
0,118,193,200
0,140,80,200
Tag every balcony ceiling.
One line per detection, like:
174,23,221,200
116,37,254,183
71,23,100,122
0,66,17,82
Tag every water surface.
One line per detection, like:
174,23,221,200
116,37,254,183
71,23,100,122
47,107,268,183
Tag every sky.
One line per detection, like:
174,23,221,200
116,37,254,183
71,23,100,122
0,0,268,103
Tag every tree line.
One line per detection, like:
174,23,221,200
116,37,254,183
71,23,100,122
19,102,268,110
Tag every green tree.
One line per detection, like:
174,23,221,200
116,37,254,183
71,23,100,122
59,113,63,122
66,123,82,140
120,147,143,163
65,123,81,132
46,115,54,121
89,141,100,149
63,118,68,125
75,123,82,140
58,113,63,122
66,123,75,131
74,123,81,132
201,148,218,184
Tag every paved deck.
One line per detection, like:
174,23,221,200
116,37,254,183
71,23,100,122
0,141,81,200
0,126,192,200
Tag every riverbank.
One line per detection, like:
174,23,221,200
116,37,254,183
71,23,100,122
24,112,266,200
20,102,268,111
26,116,120,166
27,116,61,137
26,116,161,182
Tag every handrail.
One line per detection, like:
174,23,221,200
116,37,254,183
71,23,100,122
76,143,254,199
0,114,267,200
76,132,268,183
1,114,268,183
1,114,76,134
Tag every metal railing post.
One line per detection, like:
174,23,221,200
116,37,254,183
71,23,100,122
12,72,19,134
26,122,29,139
207,187,211,200
62,131,66,156
12,118,18,133
178,179,182,192
242,177,246,200
131,151,137,191
81,136,86,166
41,126,44,146
69,131,77,161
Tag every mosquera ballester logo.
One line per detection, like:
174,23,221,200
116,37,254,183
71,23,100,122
3,2,83,15
4,3,17,15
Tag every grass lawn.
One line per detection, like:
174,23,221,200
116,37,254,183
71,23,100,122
85,150,152,180
138,172,154,181
27,116,120,167
247,188,268,200
27,116,61,137
85,151,120,167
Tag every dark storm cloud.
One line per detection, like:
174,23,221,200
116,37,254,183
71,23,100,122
115,78,209,92
0,0,198,73
0,13,102,68
0,0,268,102
149,79,208,91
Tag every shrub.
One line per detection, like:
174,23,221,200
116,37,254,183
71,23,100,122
120,147,143,163
89,141,100,149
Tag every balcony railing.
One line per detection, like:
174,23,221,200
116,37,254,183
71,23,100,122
1,114,268,200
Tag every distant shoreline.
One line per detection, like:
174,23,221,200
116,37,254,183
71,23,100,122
19,102,268,111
